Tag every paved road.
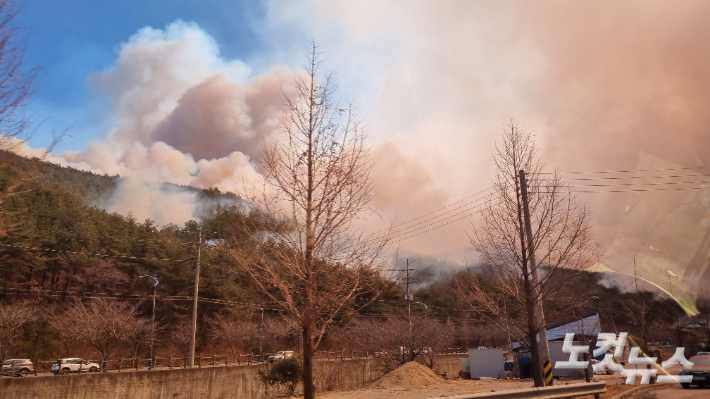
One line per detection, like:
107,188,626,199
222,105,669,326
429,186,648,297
630,386,710,399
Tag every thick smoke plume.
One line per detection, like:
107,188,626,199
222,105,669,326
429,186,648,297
261,1,710,296
44,21,287,195
12,2,710,297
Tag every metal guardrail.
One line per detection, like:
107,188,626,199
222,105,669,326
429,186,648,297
430,382,606,399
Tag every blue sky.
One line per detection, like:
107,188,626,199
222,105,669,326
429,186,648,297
19,0,268,151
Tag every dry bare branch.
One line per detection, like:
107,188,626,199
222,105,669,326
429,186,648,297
458,120,593,386
228,42,391,399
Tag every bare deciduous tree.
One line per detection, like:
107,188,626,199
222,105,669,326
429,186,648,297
458,121,593,387
167,322,194,359
621,257,654,353
208,313,258,361
0,301,36,359
230,43,390,399
0,0,36,143
53,298,149,368
329,317,454,368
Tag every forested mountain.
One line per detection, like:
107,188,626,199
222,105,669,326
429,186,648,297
0,150,407,360
0,150,701,363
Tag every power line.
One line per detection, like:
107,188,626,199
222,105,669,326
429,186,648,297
568,181,710,188
542,173,710,181
540,166,706,175
379,200,490,244
0,242,186,262
364,187,492,238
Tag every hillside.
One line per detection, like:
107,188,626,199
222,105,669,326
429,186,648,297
0,150,692,365
0,149,238,206
0,150,406,360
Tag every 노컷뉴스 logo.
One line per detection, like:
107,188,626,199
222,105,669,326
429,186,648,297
555,332,694,384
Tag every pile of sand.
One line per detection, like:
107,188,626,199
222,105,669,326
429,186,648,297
371,362,446,389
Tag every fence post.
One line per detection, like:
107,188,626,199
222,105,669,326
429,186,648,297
198,355,202,368
118,358,122,372
79,361,83,374
136,357,140,370
10,362,15,377
213,354,216,367
169,355,173,369
225,353,228,366
34,359,38,376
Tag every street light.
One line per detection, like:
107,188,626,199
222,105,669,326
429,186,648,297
139,275,159,370
414,302,428,318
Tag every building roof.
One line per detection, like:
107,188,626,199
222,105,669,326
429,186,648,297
513,311,601,349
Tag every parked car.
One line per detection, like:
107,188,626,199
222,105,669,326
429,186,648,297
392,346,411,356
679,355,710,389
51,358,100,375
1,359,34,377
268,351,295,362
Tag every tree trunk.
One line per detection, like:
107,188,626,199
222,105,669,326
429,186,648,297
303,322,315,399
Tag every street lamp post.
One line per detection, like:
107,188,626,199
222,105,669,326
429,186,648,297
414,302,428,318
139,275,159,370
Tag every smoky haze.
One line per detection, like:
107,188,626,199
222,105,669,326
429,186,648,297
8,2,710,298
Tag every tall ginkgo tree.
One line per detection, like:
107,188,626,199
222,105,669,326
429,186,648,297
230,43,392,399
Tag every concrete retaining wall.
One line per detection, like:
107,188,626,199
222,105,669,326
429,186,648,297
0,354,464,399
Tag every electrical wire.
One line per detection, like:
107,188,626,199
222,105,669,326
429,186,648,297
540,166,706,175
0,242,185,262
364,187,492,238
367,195,492,245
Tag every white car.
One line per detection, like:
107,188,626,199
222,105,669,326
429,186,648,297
51,358,100,375
268,351,295,362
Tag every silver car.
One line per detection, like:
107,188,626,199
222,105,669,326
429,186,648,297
1,359,34,377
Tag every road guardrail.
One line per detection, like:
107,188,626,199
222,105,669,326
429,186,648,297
428,381,606,399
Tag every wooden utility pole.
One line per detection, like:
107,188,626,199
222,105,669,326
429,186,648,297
189,229,202,368
519,170,551,373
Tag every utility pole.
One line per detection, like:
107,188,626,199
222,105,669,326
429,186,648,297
403,260,415,335
519,171,551,371
259,304,265,363
396,260,417,362
189,229,202,368
139,275,159,370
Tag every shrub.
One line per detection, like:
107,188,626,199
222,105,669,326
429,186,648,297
259,355,303,396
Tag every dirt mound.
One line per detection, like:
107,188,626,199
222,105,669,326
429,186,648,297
371,361,445,389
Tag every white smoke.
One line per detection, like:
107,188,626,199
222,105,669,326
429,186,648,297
9,21,298,225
